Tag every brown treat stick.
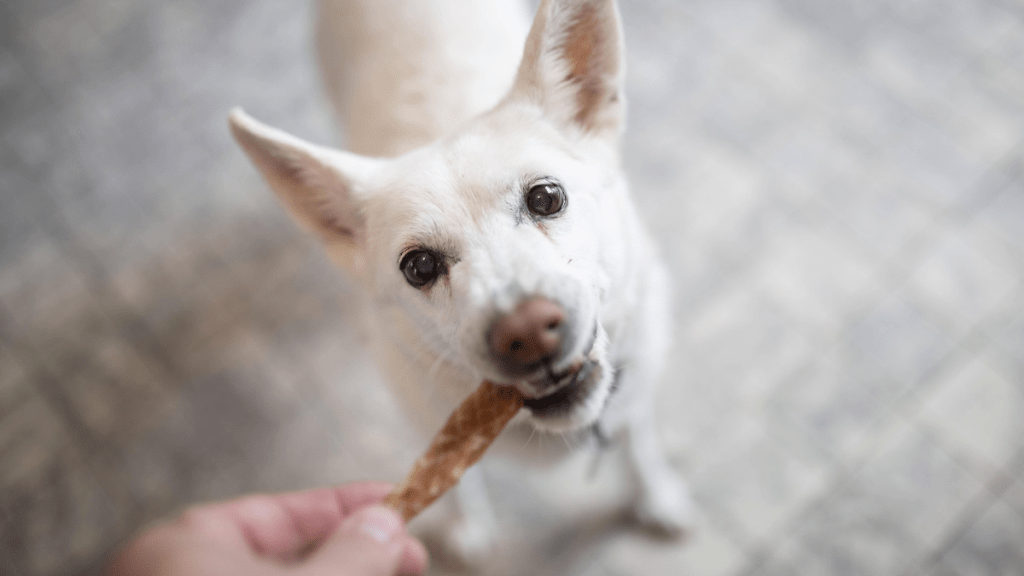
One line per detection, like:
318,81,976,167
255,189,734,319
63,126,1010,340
382,381,525,522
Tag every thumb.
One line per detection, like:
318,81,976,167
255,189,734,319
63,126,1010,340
301,505,406,576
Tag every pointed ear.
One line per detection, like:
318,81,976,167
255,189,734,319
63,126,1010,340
508,0,625,139
228,108,378,274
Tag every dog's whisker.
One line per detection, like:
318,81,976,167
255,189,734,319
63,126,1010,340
558,431,575,451
514,424,540,459
410,336,457,406
426,351,449,387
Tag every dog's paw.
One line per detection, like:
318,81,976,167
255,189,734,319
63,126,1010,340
632,476,696,540
434,516,496,569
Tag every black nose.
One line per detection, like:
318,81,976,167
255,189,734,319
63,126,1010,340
488,297,565,374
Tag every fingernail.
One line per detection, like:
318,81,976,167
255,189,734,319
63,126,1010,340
356,506,402,544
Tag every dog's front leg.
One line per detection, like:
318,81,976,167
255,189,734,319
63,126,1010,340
437,465,498,565
622,406,694,538
612,263,694,538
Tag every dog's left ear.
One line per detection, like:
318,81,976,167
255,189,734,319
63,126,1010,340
508,0,625,140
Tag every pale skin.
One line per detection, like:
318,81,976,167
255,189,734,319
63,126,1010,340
107,482,428,576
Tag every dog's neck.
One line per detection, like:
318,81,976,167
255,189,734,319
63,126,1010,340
316,0,530,157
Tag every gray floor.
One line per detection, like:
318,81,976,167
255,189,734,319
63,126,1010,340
2,0,1024,575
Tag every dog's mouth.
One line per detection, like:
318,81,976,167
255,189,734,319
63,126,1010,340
488,321,607,430
520,323,602,418
522,359,597,417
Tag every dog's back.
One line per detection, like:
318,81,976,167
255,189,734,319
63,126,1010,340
315,0,531,157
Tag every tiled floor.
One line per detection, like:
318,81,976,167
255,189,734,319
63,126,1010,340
1,0,1023,575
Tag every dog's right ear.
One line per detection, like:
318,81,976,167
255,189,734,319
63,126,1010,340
228,108,378,277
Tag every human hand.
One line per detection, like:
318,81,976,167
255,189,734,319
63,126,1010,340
107,482,428,576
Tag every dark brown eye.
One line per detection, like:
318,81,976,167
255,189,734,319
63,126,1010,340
526,183,565,216
401,250,442,288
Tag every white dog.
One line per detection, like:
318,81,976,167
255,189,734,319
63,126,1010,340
229,0,691,560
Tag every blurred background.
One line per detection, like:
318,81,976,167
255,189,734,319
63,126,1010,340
1,0,1023,574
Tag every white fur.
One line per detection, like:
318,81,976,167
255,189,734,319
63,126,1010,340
230,0,693,560
315,0,531,156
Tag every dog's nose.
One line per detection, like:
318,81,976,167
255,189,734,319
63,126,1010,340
489,297,565,373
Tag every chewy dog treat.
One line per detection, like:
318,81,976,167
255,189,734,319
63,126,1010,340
382,381,525,522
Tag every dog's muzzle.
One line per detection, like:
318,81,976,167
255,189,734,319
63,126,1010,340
485,296,601,418
484,293,605,427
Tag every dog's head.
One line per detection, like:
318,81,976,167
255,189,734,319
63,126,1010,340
230,0,628,433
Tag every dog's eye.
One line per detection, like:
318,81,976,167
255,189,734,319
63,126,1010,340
401,250,442,288
526,183,565,217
